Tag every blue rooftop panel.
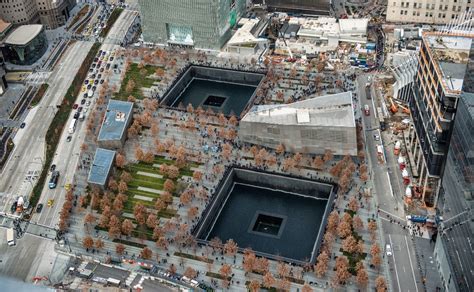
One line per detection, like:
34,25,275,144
97,100,133,141
87,148,116,185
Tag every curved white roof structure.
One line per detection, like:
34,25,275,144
4,24,43,46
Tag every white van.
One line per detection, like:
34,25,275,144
7,228,15,246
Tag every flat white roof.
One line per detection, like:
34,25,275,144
4,24,43,45
242,92,355,128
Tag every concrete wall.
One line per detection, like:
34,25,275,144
193,167,336,265
233,168,333,198
239,121,357,156
162,65,265,110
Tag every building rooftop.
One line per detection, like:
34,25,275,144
242,92,355,128
87,148,116,185
4,24,43,45
424,33,473,92
97,100,133,142
227,18,267,46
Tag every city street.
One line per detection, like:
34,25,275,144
358,73,423,292
0,41,94,216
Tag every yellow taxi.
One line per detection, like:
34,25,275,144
65,183,72,191
47,199,54,207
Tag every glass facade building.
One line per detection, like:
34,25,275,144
138,0,246,50
2,28,47,65
436,41,474,292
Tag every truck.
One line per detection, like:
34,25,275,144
7,228,15,246
68,118,77,134
364,104,370,116
16,196,24,213
394,141,401,155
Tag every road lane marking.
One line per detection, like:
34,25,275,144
389,234,401,291
405,235,419,292
387,172,394,197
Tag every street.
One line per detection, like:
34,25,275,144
358,73,423,292
0,41,94,216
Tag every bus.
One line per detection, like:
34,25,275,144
7,228,15,246
49,170,59,189
68,118,77,134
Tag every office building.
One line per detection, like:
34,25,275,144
239,92,357,156
0,0,39,25
387,0,473,24
390,51,418,103
405,32,473,207
1,24,48,65
138,0,246,50
435,53,474,291
36,0,75,29
0,0,75,29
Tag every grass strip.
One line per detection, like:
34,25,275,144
67,5,89,30
205,272,231,281
29,42,100,208
174,252,214,264
100,8,124,38
112,238,146,248
30,83,49,107
0,138,14,170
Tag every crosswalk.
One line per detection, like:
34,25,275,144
25,71,52,85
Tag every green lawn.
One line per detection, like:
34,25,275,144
105,155,201,241
114,63,163,101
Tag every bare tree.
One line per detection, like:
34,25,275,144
333,256,351,286
375,276,387,291
315,251,329,277
140,247,153,259
82,236,94,249
115,243,125,255
223,238,238,257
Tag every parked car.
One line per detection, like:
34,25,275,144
73,112,80,119
77,107,83,112
66,136,72,142
73,104,78,109
50,164,56,172
374,134,380,141
20,122,26,128
81,99,86,105
36,203,43,213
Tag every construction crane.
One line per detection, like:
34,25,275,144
389,98,398,114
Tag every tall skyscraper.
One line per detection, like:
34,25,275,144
138,0,246,50
0,0,75,29
434,41,474,292
405,31,473,207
